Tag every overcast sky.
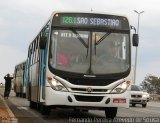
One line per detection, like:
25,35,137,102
0,0,160,85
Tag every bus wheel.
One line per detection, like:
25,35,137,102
82,109,88,112
40,104,51,115
132,104,136,107
142,103,147,108
29,101,37,109
105,107,117,119
74,108,80,112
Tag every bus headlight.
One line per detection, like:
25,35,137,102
47,77,68,92
110,80,131,94
142,94,147,98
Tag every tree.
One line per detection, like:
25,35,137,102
141,74,160,94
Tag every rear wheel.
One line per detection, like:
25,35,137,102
73,108,80,112
82,109,88,112
16,93,18,97
142,103,147,108
40,104,51,115
132,104,136,107
105,107,117,119
29,101,37,109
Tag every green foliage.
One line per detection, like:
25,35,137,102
141,74,160,94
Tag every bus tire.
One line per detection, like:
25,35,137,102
142,103,147,108
74,108,80,112
29,101,37,109
40,104,51,115
132,104,136,107
82,109,88,112
23,93,26,98
105,107,117,119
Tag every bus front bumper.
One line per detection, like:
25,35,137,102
44,87,129,109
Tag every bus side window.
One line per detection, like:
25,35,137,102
30,44,33,65
28,45,32,66
33,40,36,64
37,36,40,62
50,31,58,65
41,22,50,46
35,39,38,63
31,43,34,65
33,39,38,63
32,41,36,65
43,22,50,38
31,42,35,65
15,67,18,78
17,65,19,77
33,40,37,64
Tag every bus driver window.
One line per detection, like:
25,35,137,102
50,31,71,67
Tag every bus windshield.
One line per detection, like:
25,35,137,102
49,29,129,75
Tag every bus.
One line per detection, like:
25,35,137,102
25,11,138,118
13,61,27,97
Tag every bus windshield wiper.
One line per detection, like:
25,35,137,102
94,32,111,55
71,29,88,48
95,32,111,45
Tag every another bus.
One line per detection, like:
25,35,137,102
25,11,138,118
13,61,26,97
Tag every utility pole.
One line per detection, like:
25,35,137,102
133,10,144,84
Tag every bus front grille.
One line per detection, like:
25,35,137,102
64,78,118,86
74,95,103,102
71,88,108,93
131,95,142,98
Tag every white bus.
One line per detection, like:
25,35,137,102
13,61,26,97
25,11,138,118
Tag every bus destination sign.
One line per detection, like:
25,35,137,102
52,13,129,30
61,16,120,28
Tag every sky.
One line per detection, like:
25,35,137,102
0,0,160,85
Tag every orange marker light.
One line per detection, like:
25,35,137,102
47,77,52,81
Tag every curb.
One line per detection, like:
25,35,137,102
0,95,18,123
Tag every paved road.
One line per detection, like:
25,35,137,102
1,88,160,123
7,97,160,123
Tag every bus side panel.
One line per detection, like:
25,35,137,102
26,52,31,100
25,65,29,99
30,49,47,103
15,66,23,96
28,22,50,103
23,62,27,98
16,75,22,95
39,49,47,101
30,48,41,102
30,63,39,102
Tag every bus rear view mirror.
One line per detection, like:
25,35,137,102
40,36,47,49
132,34,139,47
